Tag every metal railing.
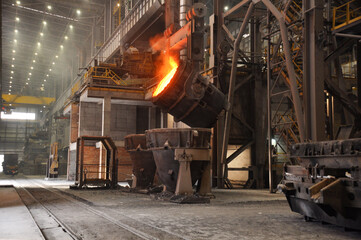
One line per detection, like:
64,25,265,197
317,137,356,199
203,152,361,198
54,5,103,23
95,0,164,62
51,0,164,115
333,0,361,30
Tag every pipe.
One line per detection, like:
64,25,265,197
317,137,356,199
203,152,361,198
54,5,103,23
180,0,192,60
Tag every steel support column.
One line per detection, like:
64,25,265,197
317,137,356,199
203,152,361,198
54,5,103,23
302,0,326,141
357,41,361,129
220,2,255,187
262,0,306,142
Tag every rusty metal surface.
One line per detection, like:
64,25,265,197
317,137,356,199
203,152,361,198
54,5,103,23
151,61,226,128
124,134,156,189
146,128,211,193
73,136,118,189
280,138,361,230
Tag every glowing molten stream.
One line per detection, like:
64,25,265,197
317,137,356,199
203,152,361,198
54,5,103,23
153,57,178,97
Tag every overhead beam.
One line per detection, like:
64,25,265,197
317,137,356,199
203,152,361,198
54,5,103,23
2,94,55,105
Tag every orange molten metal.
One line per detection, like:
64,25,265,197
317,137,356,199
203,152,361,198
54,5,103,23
153,57,178,97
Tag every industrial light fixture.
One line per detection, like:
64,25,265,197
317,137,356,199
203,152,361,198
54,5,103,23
37,42,41,46
10,81,12,83
52,62,55,65
44,79,46,82
30,66,34,69
15,17,19,21
76,9,81,15
117,3,120,7
60,45,63,49
10,77,13,79
47,5,52,10
35,52,38,55
49,69,52,71
14,29,18,33
69,25,73,29
64,36,68,40
12,50,16,53
14,39,17,43
40,32,43,36
12,58,15,60
16,1,20,4
33,60,36,63
26,82,28,85
43,21,47,25
224,6,229,11
46,74,49,77
11,65,14,67
29,73,32,75
11,71,14,74
10,86,12,88
55,55,58,58
27,78,30,80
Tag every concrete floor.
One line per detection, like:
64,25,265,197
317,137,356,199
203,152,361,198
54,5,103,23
0,175,360,240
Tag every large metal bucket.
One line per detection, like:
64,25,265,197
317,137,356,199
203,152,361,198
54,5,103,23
151,61,226,128
146,128,211,193
124,134,156,189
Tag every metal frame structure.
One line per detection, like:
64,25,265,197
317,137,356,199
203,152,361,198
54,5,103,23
74,136,118,188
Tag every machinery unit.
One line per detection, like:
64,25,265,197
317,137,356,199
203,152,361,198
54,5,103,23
2,154,19,176
150,2,226,128
72,136,118,189
151,60,226,128
46,142,59,179
124,134,156,189
146,128,212,203
279,139,361,230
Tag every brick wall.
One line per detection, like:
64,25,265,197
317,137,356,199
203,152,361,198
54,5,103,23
70,103,79,143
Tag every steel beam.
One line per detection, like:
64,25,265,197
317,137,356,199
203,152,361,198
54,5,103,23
302,0,326,141
357,41,361,129
220,2,255,175
262,0,305,142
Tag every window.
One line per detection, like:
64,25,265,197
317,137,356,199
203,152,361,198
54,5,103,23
0,112,36,120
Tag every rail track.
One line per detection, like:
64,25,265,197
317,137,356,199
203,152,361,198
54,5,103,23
15,179,186,240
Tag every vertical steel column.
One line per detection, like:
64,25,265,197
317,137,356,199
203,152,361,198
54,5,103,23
220,2,255,182
210,0,226,188
262,0,306,142
357,41,361,129
267,10,273,193
303,0,326,141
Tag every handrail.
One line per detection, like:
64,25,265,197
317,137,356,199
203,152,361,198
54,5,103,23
333,0,361,30
50,0,164,116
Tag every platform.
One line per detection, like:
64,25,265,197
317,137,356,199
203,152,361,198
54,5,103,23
0,186,44,240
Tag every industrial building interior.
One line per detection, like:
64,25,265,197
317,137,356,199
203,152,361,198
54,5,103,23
1,0,361,239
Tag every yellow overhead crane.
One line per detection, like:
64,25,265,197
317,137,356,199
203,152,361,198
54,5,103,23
2,94,55,106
